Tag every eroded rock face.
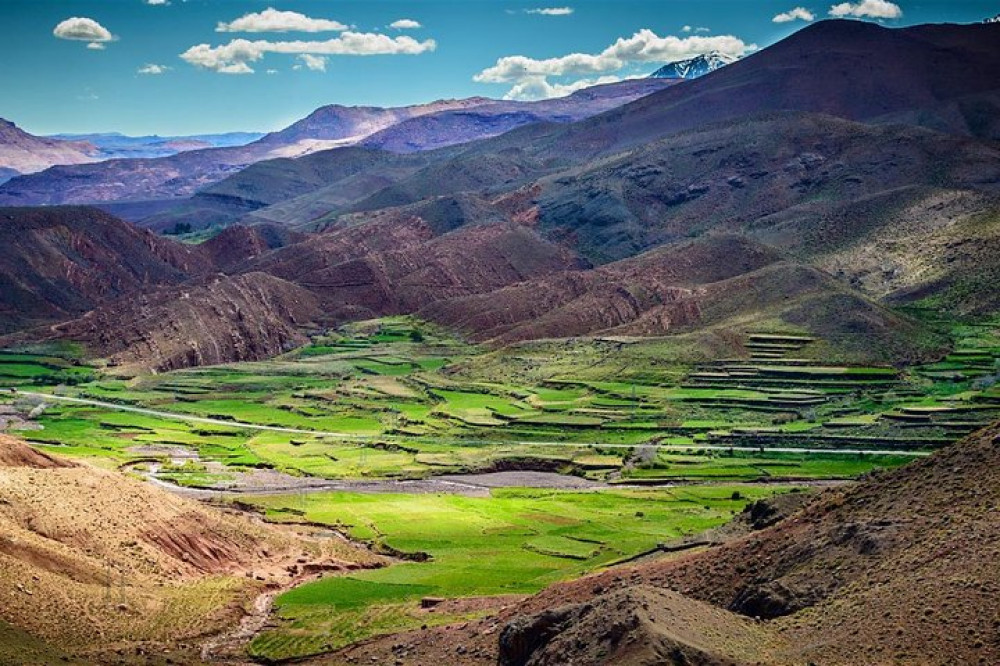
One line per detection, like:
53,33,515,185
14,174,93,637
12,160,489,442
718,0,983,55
49,272,321,373
0,205,205,333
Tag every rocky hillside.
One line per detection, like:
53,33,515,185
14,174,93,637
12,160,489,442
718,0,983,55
420,235,934,362
44,273,321,374
0,206,204,333
0,434,381,663
530,112,1000,262
245,220,587,322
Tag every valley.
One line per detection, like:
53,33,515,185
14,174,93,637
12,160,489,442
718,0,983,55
1,10,999,666
3,309,1000,661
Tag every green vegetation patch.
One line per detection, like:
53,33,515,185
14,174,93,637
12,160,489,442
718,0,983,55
247,484,786,660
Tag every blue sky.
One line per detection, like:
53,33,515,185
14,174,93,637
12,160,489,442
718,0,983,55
1,0,995,136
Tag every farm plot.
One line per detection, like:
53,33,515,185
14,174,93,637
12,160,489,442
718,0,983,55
245,484,787,661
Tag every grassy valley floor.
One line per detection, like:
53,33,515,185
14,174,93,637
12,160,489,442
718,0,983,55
2,313,999,660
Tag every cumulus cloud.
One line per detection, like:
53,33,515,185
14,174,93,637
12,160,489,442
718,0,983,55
216,7,348,33
296,54,328,71
138,63,169,74
53,17,115,49
525,7,574,15
503,74,622,100
773,7,816,22
829,0,902,19
145,0,169,5
389,19,422,29
475,29,753,98
181,33,436,73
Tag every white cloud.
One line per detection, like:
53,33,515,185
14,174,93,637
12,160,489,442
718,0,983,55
525,7,574,16
829,0,902,19
138,63,169,74
503,75,623,100
297,54,328,71
476,29,753,100
773,7,816,22
181,33,436,74
476,30,752,84
145,0,169,5
389,18,422,29
682,25,711,33
217,8,348,33
53,17,115,49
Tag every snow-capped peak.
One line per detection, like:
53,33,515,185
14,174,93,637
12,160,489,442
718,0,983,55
648,52,738,80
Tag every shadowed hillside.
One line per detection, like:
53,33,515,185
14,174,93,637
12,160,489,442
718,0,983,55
38,273,322,374
0,206,205,333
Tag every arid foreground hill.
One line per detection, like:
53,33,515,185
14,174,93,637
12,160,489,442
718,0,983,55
0,434,383,665
312,422,1000,665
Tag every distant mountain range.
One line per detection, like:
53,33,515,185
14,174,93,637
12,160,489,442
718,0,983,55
45,131,264,160
0,49,730,195
649,51,737,79
0,79,675,207
1,19,999,373
0,119,98,180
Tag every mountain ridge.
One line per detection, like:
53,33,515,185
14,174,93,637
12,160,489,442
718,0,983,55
0,79,675,207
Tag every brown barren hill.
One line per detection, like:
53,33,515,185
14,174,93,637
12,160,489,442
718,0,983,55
0,436,382,662
0,206,205,333
0,433,77,469
246,220,587,322
420,236,934,361
39,272,322,373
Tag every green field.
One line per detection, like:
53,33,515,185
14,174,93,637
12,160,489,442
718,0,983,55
3,314,999,660
7,314,998,479
246,484,787,660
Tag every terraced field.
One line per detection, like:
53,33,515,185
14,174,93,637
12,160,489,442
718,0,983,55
3,315,1000,661
5,317,998,483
